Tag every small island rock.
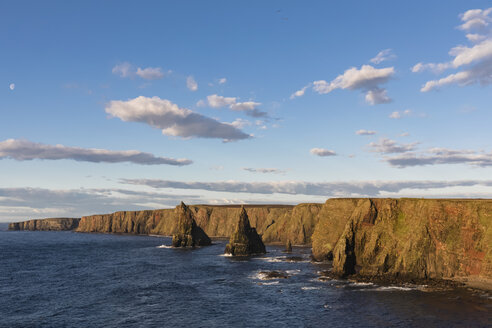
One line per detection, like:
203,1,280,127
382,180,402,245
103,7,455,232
224,206,266,256
172,202,211,247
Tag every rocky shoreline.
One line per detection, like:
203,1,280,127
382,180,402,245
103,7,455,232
7,198,492,292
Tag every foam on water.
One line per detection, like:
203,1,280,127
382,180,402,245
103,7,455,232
156,245,173,249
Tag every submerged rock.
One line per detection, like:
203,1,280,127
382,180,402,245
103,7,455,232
259,270,289,279
224,206,266,256
171,202,211,247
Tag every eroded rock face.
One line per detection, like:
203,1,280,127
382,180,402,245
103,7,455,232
311,198,492,284
224,207,266,256
171,202,211,247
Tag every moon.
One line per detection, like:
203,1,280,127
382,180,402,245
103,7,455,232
9,83,15,90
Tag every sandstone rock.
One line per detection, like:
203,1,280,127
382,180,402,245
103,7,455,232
171,202,211,247
311,198,492,287
224,206,266,256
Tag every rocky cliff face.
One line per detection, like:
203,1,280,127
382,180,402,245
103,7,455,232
224,207,266,256
8,218,80,231
75,204,319,245
171,202,211,247
311,198,492,285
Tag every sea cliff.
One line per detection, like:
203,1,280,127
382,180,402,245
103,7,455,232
8,218,80,231
311,198,492,289
8,199,492,289
75,204,318,245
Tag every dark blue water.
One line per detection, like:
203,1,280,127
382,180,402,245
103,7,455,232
0,232,490,328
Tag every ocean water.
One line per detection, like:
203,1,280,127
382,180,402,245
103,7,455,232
0,231,490,328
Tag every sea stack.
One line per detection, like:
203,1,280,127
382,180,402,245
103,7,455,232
224,206,266,256
171,202,211,247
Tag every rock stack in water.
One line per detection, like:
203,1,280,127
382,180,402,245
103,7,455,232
171,202,211,247
224,206,266,256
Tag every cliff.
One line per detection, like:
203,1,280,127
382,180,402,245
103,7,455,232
311,198,492,287
75,204,320,245
8,218,80,231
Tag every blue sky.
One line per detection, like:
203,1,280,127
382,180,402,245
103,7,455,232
1,1,492,221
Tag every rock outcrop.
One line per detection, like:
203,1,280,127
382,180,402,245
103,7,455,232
224,207,266,256
311,198,492,287
74,204,318,245
171,202,211,247
8,218,80,231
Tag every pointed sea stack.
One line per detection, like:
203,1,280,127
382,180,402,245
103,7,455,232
171,202,211,247
224,206,266,256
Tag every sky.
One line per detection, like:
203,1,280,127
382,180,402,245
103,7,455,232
1,1,492,221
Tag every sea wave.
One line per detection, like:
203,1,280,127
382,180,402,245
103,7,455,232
156,245,173,249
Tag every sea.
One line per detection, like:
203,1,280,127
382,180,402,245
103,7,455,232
0,231,490,328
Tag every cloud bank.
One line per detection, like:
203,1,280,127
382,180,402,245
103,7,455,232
385,148,492,168
0,139,192,166
122,178,492,197
105,96,251,142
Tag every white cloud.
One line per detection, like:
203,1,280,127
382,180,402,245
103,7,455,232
310,148,337,157
370,49,396,64
312,65,395,105
207,94,237,108
458,8,492,31
231,118,251,129
203,94,268,118
187,76,198,91
136,67,164,80
112,62,166,80
105,96,251,142
368,138,419,154
0,139,192,166
355,129,377,135
243,168,286,174
466,33,487,43
414,8,492,92
389,109,412,119
290,84,310,99
9,83,15,91
365,88,391,105
219,78,227,84
411,62,453,74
